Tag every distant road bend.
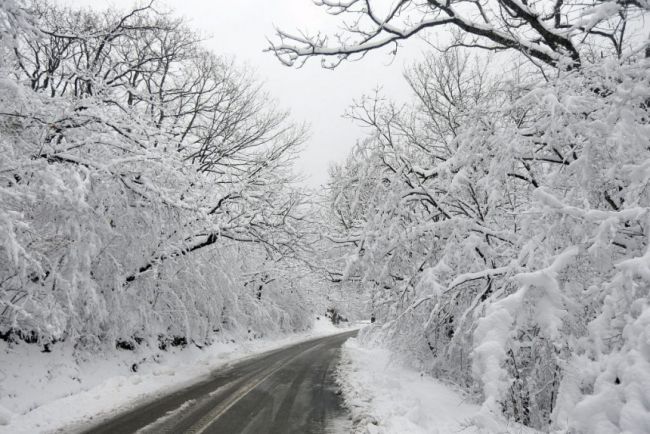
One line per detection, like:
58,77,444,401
83,330,357,434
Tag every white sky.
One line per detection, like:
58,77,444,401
63,0,421,188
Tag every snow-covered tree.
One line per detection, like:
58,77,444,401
0,1,315,353
279,1,650,431
269,0,648,69
327,49,649,432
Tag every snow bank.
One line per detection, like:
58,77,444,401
0,317,351,434
336,337,533,434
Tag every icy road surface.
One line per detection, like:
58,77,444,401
83,330,357,434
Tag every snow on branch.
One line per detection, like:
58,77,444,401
269,0,650,69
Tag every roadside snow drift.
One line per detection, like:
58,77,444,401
337,338,481,433
337,338,541,434
0,318,349,434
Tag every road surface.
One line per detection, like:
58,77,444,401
83,330,357,434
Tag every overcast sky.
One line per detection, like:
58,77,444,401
62,0,420,188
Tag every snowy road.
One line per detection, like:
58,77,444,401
83,330,357,434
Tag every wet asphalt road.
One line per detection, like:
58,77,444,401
82,330,357,434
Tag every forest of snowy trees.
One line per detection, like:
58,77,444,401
0,0,336,353
270,0,650,432
1,0,650,432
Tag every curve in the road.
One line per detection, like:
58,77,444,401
82,330,357,434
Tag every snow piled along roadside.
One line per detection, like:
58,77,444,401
337,338,536,434
0,317,350,434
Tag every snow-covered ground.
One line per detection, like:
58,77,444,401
337,338,537,434
0,317,351,434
